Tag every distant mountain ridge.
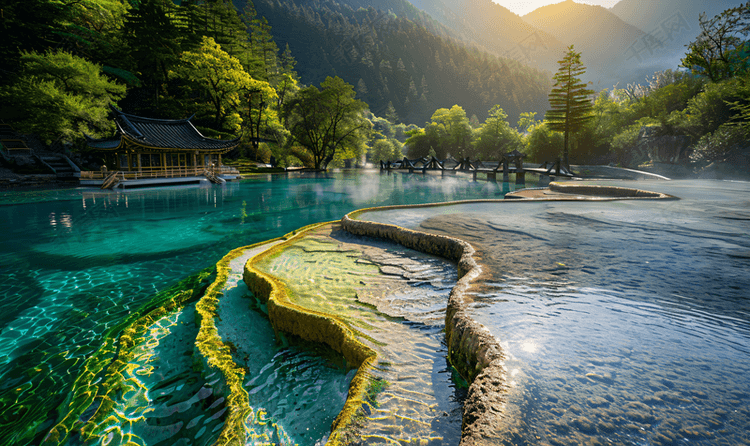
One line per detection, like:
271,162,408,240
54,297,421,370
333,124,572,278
608,0,741,69
522,0,647,87
240,0,553,124
611,0,739,36
404,0,568,71
233,0,728,125
405,0,726,88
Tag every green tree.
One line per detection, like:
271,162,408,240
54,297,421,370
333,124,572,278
283,76,370,170
243,81,281,159
370,139,403,163
669,74,750,140
122,0,181,100
0,50,126,144
473,105,523,160
0,0,127,69
272,72,299,116
681,4,750,82
279,43,298,78
385,101,399,124
201,0,249,58
425,105,473,159
524,121,564,164
545,45,595,167
404,127,435,159
239,2,278,81
0,0,69,65
170,36,273,133
517,112,538,133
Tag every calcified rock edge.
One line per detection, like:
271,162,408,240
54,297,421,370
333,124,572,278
239,183,675,446
341,212,506,445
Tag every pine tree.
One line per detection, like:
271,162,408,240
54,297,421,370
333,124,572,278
122,0,181,102
356,79,369,99
545,45,594,168
279,44,298,77
385,101,398,124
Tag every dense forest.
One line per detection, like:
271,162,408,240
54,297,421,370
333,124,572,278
393,3,750,178
238,0,553,124
0,0,748,174
0,0,552,169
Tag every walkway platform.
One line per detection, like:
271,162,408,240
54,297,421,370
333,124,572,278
80,167,242,189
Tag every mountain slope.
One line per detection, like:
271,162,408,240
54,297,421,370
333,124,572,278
610,0,741,68
405,0,567,71
523,0,646,87
242,0,553,124
611,0,739,37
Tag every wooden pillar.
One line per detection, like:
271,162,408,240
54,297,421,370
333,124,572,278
516,171,526,186
502,159,509,183
472,171,477,181
137,152,142,172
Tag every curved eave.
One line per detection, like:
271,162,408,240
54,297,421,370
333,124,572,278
83,133,124,151
119,135,239,153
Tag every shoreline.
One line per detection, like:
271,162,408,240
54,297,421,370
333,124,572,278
2,164,750,196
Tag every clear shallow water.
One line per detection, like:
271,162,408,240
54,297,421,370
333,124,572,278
360,180,750,445
0,171,504,445
220,247,352,445
254,225,464,444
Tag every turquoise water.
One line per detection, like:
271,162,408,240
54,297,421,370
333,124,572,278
255,226,464,444
0,171,507,445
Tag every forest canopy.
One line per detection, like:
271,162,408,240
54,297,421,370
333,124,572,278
1,0,749,174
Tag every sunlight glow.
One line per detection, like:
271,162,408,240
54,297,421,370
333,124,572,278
492,0,622,17
520,340,539,353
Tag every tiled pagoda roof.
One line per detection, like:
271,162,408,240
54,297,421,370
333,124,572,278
85,106,240,152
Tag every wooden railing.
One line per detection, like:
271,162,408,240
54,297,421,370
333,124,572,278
81,165,240,180
1,139,32,156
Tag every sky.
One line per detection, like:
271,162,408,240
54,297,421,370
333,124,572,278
492,0,622,16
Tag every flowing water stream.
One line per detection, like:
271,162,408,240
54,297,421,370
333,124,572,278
359,179,750,446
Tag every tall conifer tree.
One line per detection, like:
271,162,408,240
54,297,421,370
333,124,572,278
123,0,181,101
545,45,594,168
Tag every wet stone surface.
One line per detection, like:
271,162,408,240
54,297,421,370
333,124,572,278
357,180,750,446
218,247,353,445
255,224,465,445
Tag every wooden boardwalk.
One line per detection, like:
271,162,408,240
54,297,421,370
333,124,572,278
380,152,575,185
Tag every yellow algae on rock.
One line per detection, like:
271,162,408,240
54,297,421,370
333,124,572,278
340,208,511,445
42,269,213,446
244,221,464,445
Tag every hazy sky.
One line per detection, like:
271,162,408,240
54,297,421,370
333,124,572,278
493,0,622,16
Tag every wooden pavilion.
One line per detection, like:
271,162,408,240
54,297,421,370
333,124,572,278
82,106,240,186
